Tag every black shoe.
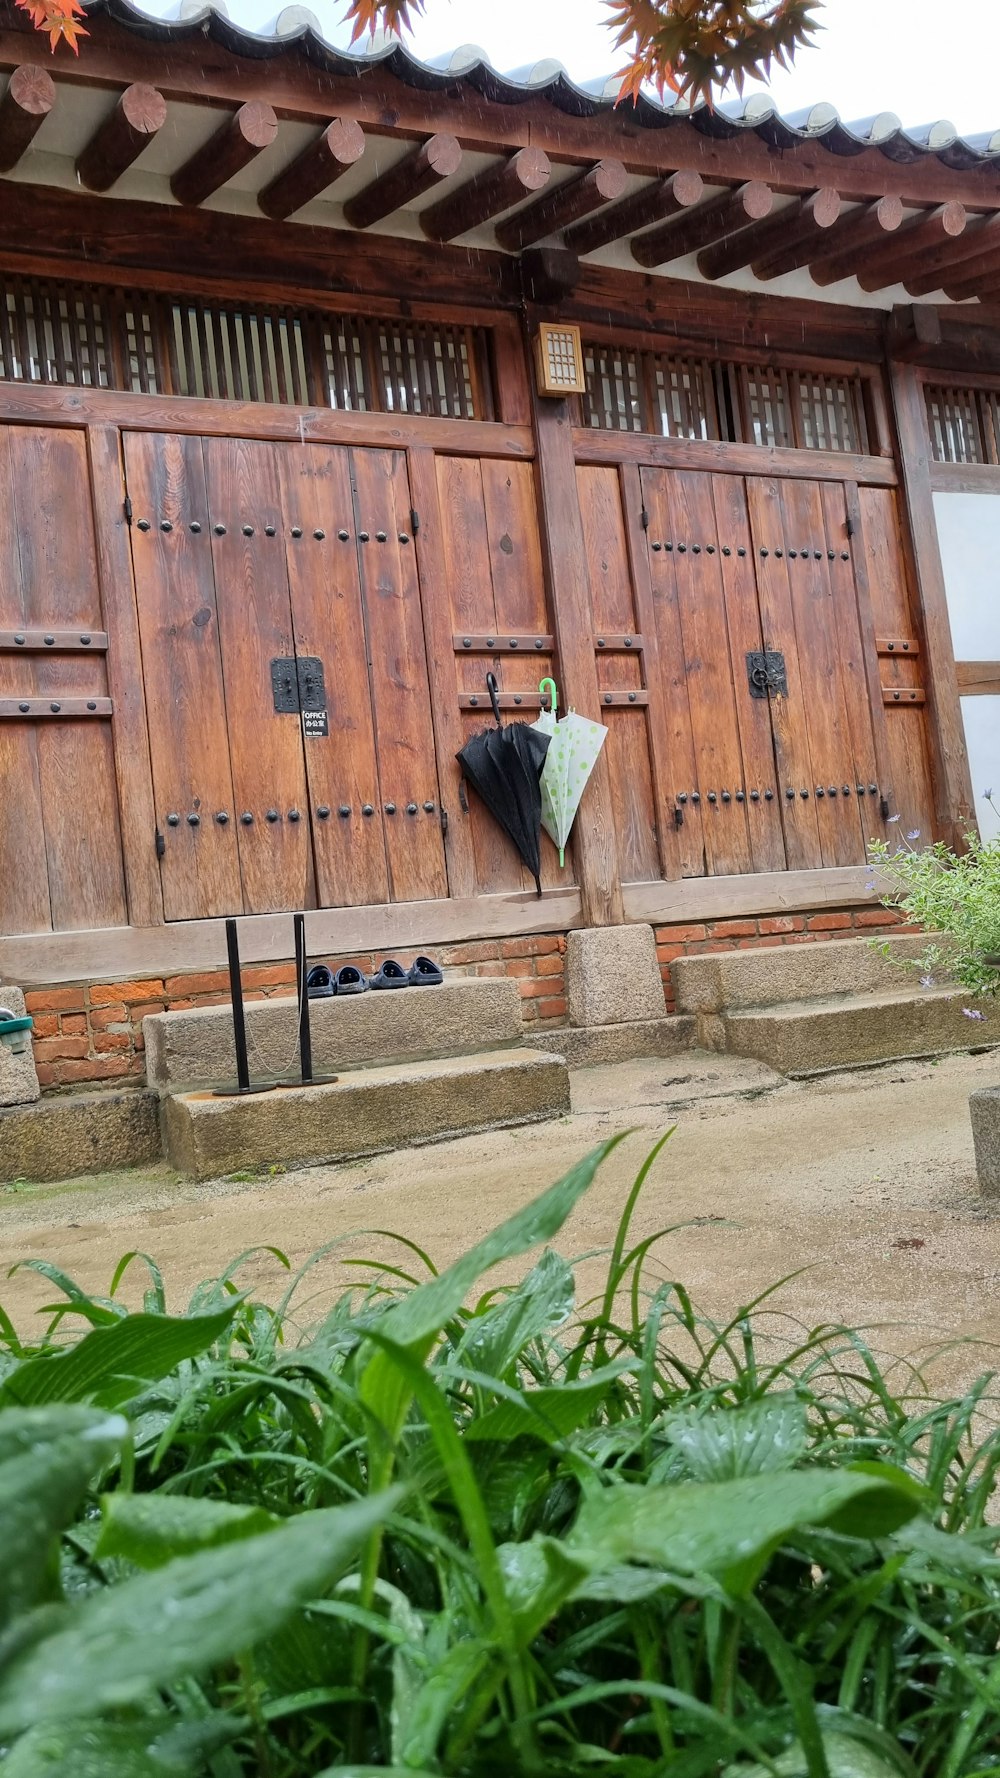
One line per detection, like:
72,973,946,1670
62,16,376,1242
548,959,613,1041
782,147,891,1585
408,955,443,986
334,965,368,994
306,964,335,999
370,959,409,990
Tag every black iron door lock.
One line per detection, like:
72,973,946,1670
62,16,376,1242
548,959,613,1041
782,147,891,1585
746,650,789,700
270,656,327,714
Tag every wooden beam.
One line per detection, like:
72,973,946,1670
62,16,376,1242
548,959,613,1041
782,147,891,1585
420,147,550,242
529,364,624,926
814,202,967,291
0,62,53,173
563,169,703,256
957,661,1000,695
887,359,976,848
904,210,1000,297
495,159,628,253
170,101,277,207
257,116,364,220
940,242,1000,301
75,82,166,192
756,196,903,281
343,133,461,229
520,246,581,303
631,181,772,269
697,187,841,281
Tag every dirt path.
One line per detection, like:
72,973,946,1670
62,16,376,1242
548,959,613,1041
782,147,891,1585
2,1049,1000,1397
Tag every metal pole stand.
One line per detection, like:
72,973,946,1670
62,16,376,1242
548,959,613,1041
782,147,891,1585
211,917,277,1097
282,911,337,1088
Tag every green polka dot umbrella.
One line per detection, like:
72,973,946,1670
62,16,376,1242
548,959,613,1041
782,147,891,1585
532,677,608,868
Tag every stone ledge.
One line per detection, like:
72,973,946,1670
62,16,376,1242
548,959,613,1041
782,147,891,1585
527,1017,696,1067
672,933,934,1015
0,1087,162,1184
720,986,994,1076
144,977,523,1092
161,1046,570,1180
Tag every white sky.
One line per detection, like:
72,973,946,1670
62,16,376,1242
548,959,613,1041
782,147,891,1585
209,0,1000,136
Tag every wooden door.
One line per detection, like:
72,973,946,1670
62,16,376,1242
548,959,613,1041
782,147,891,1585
640,467,788,877
0,425,128,936
747,477,882,869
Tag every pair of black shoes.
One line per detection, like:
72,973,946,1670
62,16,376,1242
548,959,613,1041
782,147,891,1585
306,955,444,998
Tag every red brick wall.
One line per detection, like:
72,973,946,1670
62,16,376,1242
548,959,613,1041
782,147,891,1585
655,905,915,1013
24,935,567,1090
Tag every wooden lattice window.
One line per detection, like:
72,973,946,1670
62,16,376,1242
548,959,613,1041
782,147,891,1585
925,383,1000,464
582,339,872,454
0,274,496,420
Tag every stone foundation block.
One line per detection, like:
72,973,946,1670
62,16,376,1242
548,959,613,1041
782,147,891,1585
528,1016,696,1067
566,924,665,1028
970,1086,1000,1197
0,1087,161,1184
0,987,40,1108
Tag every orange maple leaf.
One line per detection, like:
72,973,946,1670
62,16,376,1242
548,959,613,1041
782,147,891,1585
344,0,424,45
15,0,88,51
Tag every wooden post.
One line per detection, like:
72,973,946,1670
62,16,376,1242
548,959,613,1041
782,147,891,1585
886,360,975,847
528,325,624,927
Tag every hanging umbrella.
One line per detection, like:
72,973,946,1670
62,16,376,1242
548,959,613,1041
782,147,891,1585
533,677,608,868
456,673,551,894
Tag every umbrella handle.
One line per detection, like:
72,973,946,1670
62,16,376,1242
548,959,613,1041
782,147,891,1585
539,676,558,717
486,671,502,728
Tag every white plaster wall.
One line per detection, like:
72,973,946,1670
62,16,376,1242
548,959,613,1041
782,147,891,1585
932,490,1000,839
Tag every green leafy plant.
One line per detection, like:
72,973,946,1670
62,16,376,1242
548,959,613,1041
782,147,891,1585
871,807,1000,998
1,1136,999,1776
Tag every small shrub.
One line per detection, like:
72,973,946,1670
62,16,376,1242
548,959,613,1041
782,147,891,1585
0,1134,999,1776
871,811,1000,998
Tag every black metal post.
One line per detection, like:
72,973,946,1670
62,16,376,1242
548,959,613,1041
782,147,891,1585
226,916,251,1094
294,912,314,1084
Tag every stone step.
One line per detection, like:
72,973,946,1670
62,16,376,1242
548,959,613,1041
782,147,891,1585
527,1016,696,1068
717,986,995,1077
162,1046,570,1181
144,978,522,1093
0,1087,161,1185
672,933,934,1016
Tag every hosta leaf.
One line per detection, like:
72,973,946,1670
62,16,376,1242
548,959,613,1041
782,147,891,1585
391,1636,487,1770
889,1515,1000,1576
451,1248,574,1380
664,1393,809,1480
724,1727,913,1777
569,1465,925,1597
0,1306,238,1409
464,1360,636,1445
97,1492,279,1568
0,1408,127,1631
0,1491,399,1735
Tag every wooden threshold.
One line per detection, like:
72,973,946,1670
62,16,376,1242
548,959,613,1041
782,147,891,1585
2,865,887,986
929,461,1000,494
0,382,534,459
0,888,586,987
572,428,898,486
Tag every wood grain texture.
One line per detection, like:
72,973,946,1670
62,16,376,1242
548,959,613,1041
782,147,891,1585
85,424,162,927
171,101,278,206
815,202,967,290
957,661,1000,694
887,360,975,844
757,196,902,282
123,430,244,920
257,116,365,219
572,428,897,487
75,82,166,192
0,426,51,934
495,159,628,252
344,133,462,229
632,181,772,269
857,484,937,843
564,170,704,257
698,188,841,282
0,62,54,172
420,147,551,242
904,211,1000,298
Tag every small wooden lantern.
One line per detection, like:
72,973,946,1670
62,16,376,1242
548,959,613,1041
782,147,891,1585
534,322,586,396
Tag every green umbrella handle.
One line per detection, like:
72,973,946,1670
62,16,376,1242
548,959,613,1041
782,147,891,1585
539,676,558,717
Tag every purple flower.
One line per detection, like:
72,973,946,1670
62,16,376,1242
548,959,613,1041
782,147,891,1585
985,789,994,801
920,974,935,989
963,1007,987,1022
887,813,900,824
906,829,921,841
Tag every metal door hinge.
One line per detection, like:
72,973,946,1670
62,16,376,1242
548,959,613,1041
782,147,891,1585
155,826,165,858
124,495,133,525
640,506,650,531
410,507,420,536
845,516,855,538
440,807,449,836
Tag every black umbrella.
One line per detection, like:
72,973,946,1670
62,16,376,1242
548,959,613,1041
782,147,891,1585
457,673,551,894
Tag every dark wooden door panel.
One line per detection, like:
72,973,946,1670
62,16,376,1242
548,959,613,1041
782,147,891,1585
0,426,127,935
203,437,314,915
124,431,243,921
277,444,390,909
577,465,660,885
637,470,705,878
350,448,447,903
856,485,936,843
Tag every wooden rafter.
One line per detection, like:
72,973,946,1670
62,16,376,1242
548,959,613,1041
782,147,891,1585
697,188,841,281
563,169,703,256
631,181,772,269
494,159,628,252
814,201,967,292
420,147,551,243
171,101,277,207
905,212,1000,297
754,196,903,281
0,62,53,172
343,133,462,229
257,117,365,220
76,82,165,192
942,248,1000,301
